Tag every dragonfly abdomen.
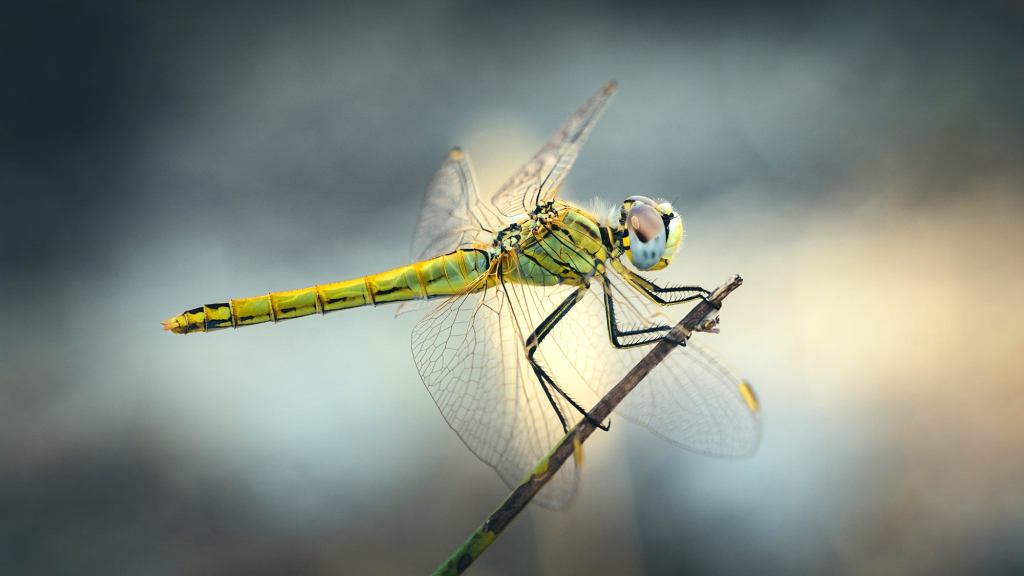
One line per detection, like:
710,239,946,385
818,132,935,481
162,249,491,334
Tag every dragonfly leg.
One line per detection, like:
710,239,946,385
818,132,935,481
602,275,689,349
611,259,710,306
524,284,611,433
497,263,581,435
533,364,570,432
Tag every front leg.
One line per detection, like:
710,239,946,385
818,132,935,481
601,275,679,349
610,259,710,306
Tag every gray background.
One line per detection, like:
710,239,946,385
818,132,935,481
2,1,1023,574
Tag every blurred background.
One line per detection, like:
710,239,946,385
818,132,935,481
2,1,1023,574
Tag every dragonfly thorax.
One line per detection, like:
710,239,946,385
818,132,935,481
493,223,523,253
531,200,560,222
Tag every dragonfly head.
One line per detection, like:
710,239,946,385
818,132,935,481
617,196,683,271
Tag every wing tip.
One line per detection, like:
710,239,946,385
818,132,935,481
739,380,760,413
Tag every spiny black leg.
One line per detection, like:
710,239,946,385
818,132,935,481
603,277,671,348
613,264,711,306
524,285,611,432
531,360,611,432
633,281,708,306
498,267,575,435
533,365,569,432
602,276,689,349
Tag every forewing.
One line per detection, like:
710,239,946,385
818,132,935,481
410,256,581,508
491,81,618,216
412,148,504,262
400,148,506,316
546,269,762,457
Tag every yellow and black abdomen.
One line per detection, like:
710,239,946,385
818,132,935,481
163,249,491,334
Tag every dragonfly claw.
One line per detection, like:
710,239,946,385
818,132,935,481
664,334,688,347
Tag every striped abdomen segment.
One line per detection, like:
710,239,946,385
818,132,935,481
162,249,491,334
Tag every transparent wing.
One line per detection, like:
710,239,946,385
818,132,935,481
546,268,762,457
410,255,581,508
400,148,506,316
412,147,505,262
491,81,618,217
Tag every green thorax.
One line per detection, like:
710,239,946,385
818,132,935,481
500,200,612,287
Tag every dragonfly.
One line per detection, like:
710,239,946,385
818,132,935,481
163,81,761,508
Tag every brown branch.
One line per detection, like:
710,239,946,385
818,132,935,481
432,274,745,575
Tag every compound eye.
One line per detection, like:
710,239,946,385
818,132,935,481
627,203,663,243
